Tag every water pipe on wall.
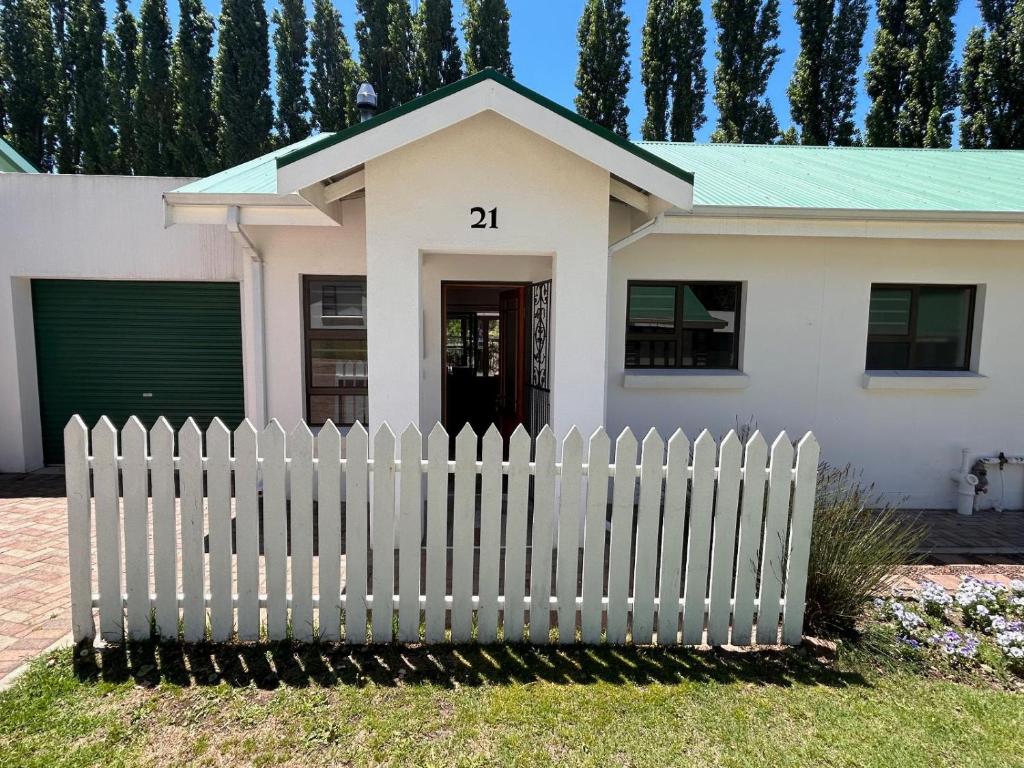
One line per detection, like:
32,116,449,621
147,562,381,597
950,448,980,516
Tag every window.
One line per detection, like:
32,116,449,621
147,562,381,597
625,281,741,369
304,276,368,425
866,284,975,371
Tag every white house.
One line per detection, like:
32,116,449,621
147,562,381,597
3,70,1024,510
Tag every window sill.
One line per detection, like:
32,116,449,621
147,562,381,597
861,371,989,391
622,370,750,391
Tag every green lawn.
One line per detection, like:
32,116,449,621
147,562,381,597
1,640,1021,767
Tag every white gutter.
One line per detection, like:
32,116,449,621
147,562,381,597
672,205,1024,224
609,205,1024,248
163,191,341,227
227,206,268,427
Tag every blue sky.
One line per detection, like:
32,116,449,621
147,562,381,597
144,0,984,142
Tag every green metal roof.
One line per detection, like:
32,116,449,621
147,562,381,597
171,81,1024,213
0,137,40,173
172,133,328,195
638,142,1024,212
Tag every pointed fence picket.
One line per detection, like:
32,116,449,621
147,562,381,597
64,416,820,648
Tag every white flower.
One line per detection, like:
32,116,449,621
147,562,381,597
1010,647,1024,659
976,604,990,616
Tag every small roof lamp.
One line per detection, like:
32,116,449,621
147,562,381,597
356,83,378,123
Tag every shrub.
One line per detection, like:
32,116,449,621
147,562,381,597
803,464,925,636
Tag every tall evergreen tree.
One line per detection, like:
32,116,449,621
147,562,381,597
575,0,630,137
68,0,114,171
462,0,513,76
710,0,781,142
865,0,959,148
273,0,310,144
958,0,1024,148
958,27,989,147
215,0,273,166
171,0,217,174
787,0,868,145
414,0,462,95
0,0,55,169
51,0,76,171
309,0,360,131
135,0,173,173
355,0,415,110
640,0,672,140
105,0,138,173
668,0,707,141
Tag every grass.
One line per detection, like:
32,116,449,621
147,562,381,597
1,638,1022,768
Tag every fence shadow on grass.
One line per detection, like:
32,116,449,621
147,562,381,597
74,640,867,692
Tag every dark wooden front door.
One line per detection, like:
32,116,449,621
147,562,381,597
497,286,527,438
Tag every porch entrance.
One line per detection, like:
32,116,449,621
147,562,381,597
442,282,529,439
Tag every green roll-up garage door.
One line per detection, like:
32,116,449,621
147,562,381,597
32,280,245,463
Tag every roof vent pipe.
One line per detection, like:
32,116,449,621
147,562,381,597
356,83,378,123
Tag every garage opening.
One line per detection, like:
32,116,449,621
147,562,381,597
32,280,245,463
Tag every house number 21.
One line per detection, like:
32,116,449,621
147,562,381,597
470,206,498,229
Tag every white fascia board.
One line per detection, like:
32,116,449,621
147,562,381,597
163,192,340,227
276,79,694,210
656,207,1024,240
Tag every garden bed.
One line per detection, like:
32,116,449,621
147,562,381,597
872,575,1024,691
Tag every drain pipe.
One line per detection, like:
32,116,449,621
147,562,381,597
227,206,268,427
950,448,979,516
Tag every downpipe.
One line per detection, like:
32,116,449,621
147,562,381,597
949,448,979,516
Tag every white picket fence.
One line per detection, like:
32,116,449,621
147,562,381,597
65,415,820,647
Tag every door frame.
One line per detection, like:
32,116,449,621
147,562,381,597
440,280,530,432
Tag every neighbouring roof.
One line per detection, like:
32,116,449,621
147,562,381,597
638,142,1024,212
0,137,39,173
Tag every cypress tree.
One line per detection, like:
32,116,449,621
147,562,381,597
640,0,672,140
575,0,631,137
414,0,462,95
865,0,958,148
309,0,360,132
0,0,55,169
958,26,989,148
958,0,1024,148
215,0,273,166
171,0,217,175
787,0,868,145
385,0,416,105
105,0,138,173
51,0,76,171
135,0,174,174
355,0,415,110
69,0,114,172
462,0,513,76
668,0,708,142
273,0,310,144
710,0,782,143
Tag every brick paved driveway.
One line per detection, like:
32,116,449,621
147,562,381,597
0,472,70,681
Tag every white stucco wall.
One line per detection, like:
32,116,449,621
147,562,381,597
0,174,240,472
363,110,611,440
244,198,366,432
608,232,1024,508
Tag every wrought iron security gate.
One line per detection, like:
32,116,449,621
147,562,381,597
527,280,551,435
